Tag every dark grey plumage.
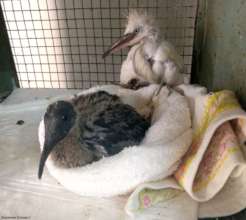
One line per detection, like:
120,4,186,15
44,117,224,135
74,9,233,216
38,90,150,179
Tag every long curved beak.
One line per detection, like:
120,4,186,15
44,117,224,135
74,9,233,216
38,138,56,179
102,32,137,58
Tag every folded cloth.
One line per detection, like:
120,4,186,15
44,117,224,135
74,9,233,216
126,84,246,220
38,85,192,197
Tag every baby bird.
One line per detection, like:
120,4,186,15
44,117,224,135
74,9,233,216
38,90,150,179
103,10,184,90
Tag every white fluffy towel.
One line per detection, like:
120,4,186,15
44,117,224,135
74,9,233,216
125,85,246,220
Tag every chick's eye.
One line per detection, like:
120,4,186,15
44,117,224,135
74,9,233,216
61,115,68,121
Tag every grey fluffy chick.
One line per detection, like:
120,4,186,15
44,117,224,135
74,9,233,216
38,90,150,179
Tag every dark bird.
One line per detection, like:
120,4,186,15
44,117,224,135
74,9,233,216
38,90,150,179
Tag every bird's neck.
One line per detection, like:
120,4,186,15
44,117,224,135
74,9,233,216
50,129,79,168
50,127,95,168
141,37,159,58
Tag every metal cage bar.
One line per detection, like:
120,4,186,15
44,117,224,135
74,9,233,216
1,0,198,89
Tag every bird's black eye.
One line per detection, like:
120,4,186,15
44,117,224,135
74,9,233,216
62,115,68,121
135,27,141,33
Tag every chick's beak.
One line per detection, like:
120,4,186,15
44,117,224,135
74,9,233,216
102,32,137,58
38,136,57,179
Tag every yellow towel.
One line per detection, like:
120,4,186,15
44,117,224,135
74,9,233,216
126,85,246,220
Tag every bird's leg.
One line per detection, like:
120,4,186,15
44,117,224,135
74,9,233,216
120,78,150,90
111,78,150,90
154,78,172,97
129,79,150,90
125,78,139,90
154,81,165,97
155,83,185,97
173,86,185,96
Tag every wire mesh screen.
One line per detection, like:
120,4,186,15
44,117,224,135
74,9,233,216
1,0,197,89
